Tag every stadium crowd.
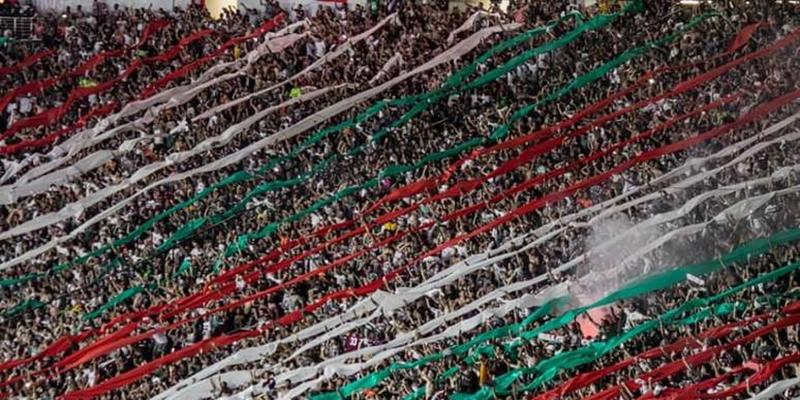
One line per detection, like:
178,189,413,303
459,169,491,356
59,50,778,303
0,0,799,399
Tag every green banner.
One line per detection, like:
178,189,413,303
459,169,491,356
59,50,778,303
83,285,149,321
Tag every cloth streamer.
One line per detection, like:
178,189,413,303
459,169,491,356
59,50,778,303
0,15,514,307
84,31,723,345
192,13,401,121
197,20,772,296
742,376,800,400
69,231,800,399
0,8,780,390
447,11,503,44
214,8,710,264
281,186,799,400
584,315,800,400
146,92,738,327
184,5,643,265
532,313,778,400
1,40,792,378
0,13,552,358
0,49,54,76
156,11,583,258
138,14,286,98
0,102,117,155
216,171,800,400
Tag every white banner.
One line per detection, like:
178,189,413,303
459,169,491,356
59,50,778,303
745,377,800,400
193,13,399,121
447,11,501,44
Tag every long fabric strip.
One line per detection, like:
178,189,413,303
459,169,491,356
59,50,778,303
447,11,501,44
138,14,286,99
216,7,710,262
158,11,586,258
177,167,800,400
584,313,800,400
278,88,800,392
151,113,800,400
741,376,800,400
204,24,770,290
634,353,800,400
0,49,54,76
0,21,309,198
0,16,305,191
0,19,169,120
518,316,800,400
532,313,781,400
1,8,541,206
0,10,764,382
3,25,524,320
2,14,282,140
0,102,118,155
148,92,738,326
181,5,637,263
0,16,544,362
0,331,91,375
0,22,523,273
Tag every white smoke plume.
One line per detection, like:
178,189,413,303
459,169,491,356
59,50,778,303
567,214,664,308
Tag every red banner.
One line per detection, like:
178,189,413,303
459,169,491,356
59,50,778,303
0,23,212,142
727,22,763,53
0,50,55,77
0,330,91,375
654,353,800,400
0,102,117,155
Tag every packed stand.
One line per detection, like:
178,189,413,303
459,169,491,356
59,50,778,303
0,0,799,399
